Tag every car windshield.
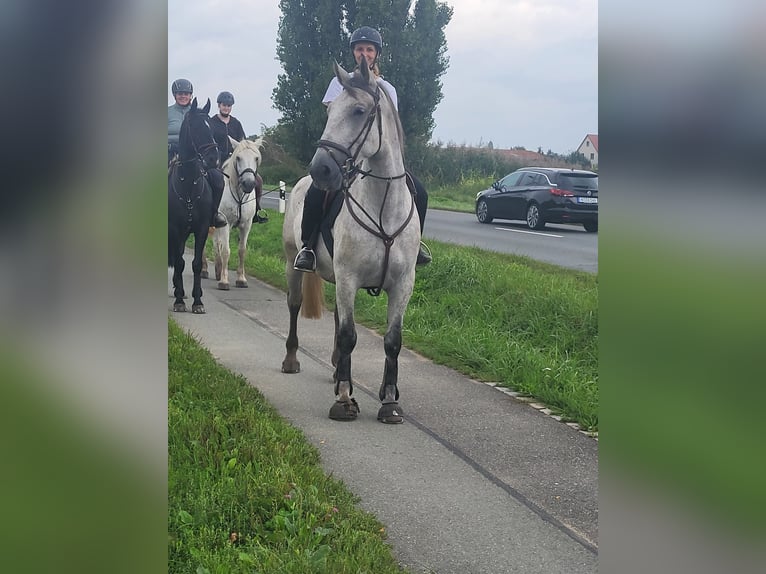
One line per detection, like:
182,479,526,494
558,174,598,193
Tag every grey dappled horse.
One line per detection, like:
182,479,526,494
281,61,420,424
208,137,264,290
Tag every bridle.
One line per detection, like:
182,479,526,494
170,112,218,224
224,151,260,227
316,82,415,295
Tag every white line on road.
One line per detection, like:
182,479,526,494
494,227,564,238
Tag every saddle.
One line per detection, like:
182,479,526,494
318,172,417,258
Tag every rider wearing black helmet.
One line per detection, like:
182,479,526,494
293,26,431,271
168,78,194,164
210,91,267,223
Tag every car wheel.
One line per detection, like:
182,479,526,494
526,203,545,230
583,221,598,232
476,199,493,223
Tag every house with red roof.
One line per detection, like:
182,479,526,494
577,134,598,169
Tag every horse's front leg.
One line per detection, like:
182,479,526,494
190,229,207,313
214,225,231,290
172,253,187,312
235,221,251,288
377,288,413,424
329,285,359,421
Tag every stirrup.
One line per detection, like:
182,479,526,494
293,247,316,272
416,241,432,267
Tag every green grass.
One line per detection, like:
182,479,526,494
206,210,598,431
168,320,409,574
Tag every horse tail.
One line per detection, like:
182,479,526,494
301,272,324,319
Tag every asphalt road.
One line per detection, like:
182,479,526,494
170,257,599,573
260,194,598,273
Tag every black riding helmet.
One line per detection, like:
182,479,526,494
217,91,235,106
171,78,193,95
350,26,382,54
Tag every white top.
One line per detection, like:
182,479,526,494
322,74,398,110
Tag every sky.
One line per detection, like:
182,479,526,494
168,0,597,155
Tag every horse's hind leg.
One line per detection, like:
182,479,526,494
281,266,303,373
190,230,207,313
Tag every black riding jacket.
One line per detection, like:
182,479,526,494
210,114,246,165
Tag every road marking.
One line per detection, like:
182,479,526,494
494,227,564,238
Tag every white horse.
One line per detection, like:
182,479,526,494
208,137,263,290
281,61,420,424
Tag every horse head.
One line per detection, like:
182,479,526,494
227,137,263,194
179,97,219,172
309,61,384,192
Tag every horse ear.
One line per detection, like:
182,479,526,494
202,98,211,115
334,60,352,89
191,97,198,111
228,136,239,150
358,57,371,84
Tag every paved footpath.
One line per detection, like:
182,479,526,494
170,258,598,573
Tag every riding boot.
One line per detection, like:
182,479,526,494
410,173,432,266
293,182,326,272
252,174,268,223
207,168,227,228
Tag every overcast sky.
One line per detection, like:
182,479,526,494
168,0,597,154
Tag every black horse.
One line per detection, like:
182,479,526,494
168,98,219,313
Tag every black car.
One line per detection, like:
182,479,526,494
475,167,598,232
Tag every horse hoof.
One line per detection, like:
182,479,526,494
218,282,230,291
173,303,187,312
329,398,359,421
377,402,403,424
192,304,206,314
281,360,300,374
235,280,248,288
200,270,209,279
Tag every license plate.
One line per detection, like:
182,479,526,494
578,197,598,204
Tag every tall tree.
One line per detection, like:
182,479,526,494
273,0,452,163
272,0,347,163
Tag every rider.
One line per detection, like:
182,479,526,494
210,91,267,224
167,78,226,228
292,26,431,272
167,78,193,164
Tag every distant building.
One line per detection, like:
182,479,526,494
577,134,598,169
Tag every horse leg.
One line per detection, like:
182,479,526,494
216,225,231,290
190,229,207,313
329,287,359,421
377,291,412,424
235,221,251,288
281,265,303,373
331,307,340,367
171,243,187,312
212,227,223,283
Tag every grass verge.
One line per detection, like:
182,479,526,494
205,210,598,431
168,320,408,573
